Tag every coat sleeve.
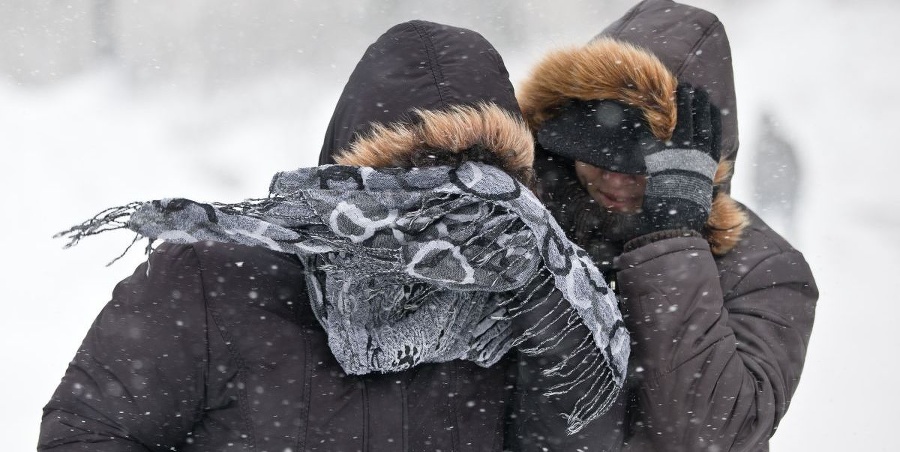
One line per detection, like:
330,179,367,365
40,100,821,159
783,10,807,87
614,235,817,451
39,244,209,451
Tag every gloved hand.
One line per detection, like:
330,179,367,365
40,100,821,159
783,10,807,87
640,83,721,233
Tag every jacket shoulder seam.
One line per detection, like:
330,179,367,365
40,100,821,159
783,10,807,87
641,334,736,389
675,19,723,77
410,21,449,109
721,247,809,300
607,3,642,37
189,242,258,449
180,244,213,427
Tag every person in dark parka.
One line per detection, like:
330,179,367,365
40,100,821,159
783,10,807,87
508,1,819,451
38,21,518,452
39,19,629,452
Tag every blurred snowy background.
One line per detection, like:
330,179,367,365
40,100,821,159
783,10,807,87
2,0,898,450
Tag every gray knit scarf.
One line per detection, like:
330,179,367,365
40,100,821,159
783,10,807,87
58,162,630,433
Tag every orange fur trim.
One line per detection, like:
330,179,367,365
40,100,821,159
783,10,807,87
334,103,535,183
517,38,678,140
705,160,749,255
520,38,745,253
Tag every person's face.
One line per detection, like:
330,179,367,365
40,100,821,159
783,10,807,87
574,162,647,213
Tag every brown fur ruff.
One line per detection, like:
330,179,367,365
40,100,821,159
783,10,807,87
334,103,535,186
518,38,678,140
706,161,749,255
518,38,747,254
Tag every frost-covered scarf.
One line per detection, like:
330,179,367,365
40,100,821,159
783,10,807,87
58,162,629,433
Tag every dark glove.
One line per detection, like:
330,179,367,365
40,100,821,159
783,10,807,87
640,83,721,233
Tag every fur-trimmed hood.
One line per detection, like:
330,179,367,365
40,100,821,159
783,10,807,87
519,38,678,143
599,0,739,170
518,0,747,254
318,20,534,185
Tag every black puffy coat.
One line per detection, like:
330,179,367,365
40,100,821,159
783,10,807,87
40,20,537,452
511,1,818,450
40,243,512,451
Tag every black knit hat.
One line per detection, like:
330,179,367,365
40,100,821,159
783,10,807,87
536,99,655,174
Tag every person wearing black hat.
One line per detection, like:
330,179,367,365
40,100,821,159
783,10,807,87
508,1,818,451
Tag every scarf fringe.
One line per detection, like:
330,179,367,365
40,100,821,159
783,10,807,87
52,202,155,266
506,268,623,434
54,202,143,248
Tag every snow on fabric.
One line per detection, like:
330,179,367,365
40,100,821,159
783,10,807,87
57,161,630,432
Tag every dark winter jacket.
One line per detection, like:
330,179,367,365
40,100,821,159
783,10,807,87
39,20,536,452
40,243,512,451
511,1,818,450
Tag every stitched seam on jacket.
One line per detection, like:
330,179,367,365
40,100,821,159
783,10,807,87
184,246,212,433
293,291,312,452
450,364,460,451
197,246,257,450
491,359,511,452
721,249,798,300
362,379,370,452
675,19,722,78
207,312,256,450
401,380,409,452
641,334,736,389
618,238,708,270
410,21,449,110
606,3,642,37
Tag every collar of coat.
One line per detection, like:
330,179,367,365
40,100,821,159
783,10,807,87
518,38,747,255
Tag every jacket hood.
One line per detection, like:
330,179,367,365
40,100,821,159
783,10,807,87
518,0,746,254
318,20,533,183
598,0,738,172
